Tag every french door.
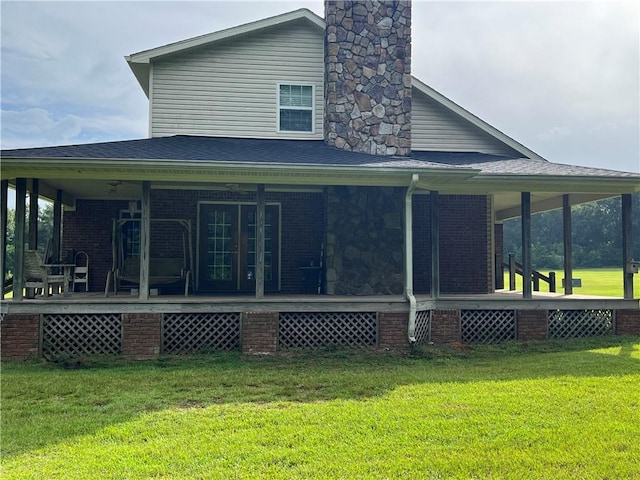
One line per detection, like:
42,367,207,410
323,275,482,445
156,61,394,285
198,203,280,293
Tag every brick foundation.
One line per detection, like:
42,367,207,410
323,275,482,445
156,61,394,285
615,309,640,336
517,310,548,340
378,311,410,351
431,309,461,344
242,311,279,354
1,313,40,359
122,313,162,360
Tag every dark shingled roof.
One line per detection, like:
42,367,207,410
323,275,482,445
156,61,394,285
3,135,639,179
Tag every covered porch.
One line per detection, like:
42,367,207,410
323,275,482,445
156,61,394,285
2,138,639,359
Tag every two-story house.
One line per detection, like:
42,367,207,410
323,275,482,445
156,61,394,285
2,3,639,359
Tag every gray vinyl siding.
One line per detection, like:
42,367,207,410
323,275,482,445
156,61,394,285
411,89,519,156
151,21,324,139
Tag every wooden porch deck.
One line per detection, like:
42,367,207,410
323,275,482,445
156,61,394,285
3,290,638,314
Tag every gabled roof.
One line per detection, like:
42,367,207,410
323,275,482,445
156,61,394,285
126,8,324,94
411,78,546,161
125,7,545,161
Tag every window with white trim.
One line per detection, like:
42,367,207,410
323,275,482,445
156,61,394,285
278,84,314,133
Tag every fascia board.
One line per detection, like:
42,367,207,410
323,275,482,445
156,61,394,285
468,174,640,193
127,9,324,64
125,9,324,96
0,157,479,187
411,77,547,162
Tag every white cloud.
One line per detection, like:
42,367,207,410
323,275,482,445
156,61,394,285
537,127,572,143
1,109,82,148
0,1,638,173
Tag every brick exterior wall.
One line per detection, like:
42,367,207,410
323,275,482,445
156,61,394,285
1,313,40,359
378,311,410,350
242,311,279,354
517,310,548,340
63,199,130,293
63,190,325,295
413,194,491,294
615,309,640,336
430,309,461,344
122,313,162,359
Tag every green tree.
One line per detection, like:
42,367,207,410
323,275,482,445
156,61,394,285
503,193,640,269
4,201,54,280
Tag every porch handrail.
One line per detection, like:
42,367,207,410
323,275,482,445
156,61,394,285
502,253,556,293
3,276,12,296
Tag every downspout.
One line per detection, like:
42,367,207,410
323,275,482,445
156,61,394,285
405,174,419,343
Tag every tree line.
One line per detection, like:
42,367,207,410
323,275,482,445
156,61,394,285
503,194,640,269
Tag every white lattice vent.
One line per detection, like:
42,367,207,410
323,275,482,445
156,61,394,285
279,312,377,349
43,314,122,357
414,310,431,345
461,310,516,344
548,309,613,339
163,313,240,354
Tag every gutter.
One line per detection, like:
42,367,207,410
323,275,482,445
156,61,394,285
405,173,419,343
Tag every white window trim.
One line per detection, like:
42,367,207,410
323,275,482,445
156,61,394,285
277,83,315,134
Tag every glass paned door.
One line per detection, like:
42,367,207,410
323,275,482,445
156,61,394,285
199,204,279,293
199,204,238,292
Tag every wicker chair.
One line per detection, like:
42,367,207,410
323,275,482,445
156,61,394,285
23,250,65,297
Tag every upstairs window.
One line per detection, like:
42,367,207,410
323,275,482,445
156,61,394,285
278,84,314,133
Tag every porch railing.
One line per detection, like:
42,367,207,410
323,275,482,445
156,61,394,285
498,253,556,293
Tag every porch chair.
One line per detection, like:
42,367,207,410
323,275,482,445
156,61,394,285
23,250,66,298
73,251,89,291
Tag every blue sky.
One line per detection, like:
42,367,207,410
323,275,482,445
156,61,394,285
2,0,639,180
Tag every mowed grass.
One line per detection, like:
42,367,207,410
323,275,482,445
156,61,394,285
2,338,640,479
504,268,640,297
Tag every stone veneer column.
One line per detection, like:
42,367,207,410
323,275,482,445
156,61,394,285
324,0,411,155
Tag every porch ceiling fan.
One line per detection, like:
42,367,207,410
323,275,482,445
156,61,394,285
106,180,122,195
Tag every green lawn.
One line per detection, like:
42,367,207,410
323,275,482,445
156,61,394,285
2,338,640,479
504,268,640,297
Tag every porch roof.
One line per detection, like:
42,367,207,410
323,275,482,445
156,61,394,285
3,135,638,180
2,136,639,215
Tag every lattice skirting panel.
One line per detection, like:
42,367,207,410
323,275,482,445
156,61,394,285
461,310,516,344
414,310,431,345
278,312,377,349
42,314,122,357
163,313,240,354
548,309,614,339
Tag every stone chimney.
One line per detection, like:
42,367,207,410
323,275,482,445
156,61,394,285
324,0,411,156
